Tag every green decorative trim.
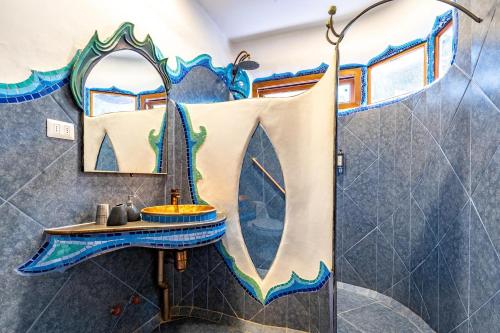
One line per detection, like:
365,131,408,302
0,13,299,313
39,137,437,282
216,242,331,304
148,111,168,173
0,52,80,103
70,22,171,110
41,243,86,264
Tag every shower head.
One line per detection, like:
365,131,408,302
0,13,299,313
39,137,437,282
232,51,259,84
237,59,260,71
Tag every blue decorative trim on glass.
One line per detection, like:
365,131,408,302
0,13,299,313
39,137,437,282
216,242,331,304
366,38,427,67
142,210,217,223
0,52,79,104
17,221,226,275
0,53,249,104
167,54,250,100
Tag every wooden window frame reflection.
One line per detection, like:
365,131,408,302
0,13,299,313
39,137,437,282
252,73,323,98
434,21,453,79
89,90,137,117
368,43,427,104
139,92,167,110
252,69,361,109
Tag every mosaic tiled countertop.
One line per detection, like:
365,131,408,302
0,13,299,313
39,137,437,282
17,215,226,275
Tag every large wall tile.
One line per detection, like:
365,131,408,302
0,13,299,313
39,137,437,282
379,104,397,167
412,142,440,236
376,229,393,294
9,146,133,228
441,92,471,193
438,65,471,142
472,149,500,254
438,151,469,240
0,203,70,333
344,160,378,224
439,202,470,309
438,248,468,333
378,161,396,222
393,197,411,269
338,129,377,188
344,230,377,290
344,108,379,155
421,248,439,331
469,206,500,313
469,83,500,192
472,0,500,110
29,262,134,333
0,95,75,199
469,289,500,332
342,195,376,252
410,199,437,271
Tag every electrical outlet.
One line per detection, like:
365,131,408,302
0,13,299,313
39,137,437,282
47,119,75,140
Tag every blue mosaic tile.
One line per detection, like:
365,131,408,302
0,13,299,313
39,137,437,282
17,220,226,275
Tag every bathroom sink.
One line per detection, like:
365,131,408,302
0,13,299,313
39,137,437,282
141,204,218,223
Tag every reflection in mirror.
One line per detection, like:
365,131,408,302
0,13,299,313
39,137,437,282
85,50,166,116
238,125,285,279
83,50,168,174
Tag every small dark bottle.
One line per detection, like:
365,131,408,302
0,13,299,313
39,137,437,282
126,195,141,222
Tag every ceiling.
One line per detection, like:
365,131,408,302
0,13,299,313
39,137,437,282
195,0,380,41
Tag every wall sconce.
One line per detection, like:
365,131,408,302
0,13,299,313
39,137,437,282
337,150,344,175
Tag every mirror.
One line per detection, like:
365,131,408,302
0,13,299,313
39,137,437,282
83,50,167,174
70,23,172,175
85,50,166,117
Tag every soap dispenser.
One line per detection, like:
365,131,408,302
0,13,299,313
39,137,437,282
126,195,141,222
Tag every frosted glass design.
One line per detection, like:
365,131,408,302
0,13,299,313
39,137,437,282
438,27,454,77
338,82,352,104
370,47,425,103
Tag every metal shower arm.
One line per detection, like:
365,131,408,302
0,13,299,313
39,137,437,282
326,0,482,45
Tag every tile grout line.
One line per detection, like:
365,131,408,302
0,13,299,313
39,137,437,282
25,270,74,333
337,314,367,333
5,142,77,203
469,200,500,263
92,260,160,309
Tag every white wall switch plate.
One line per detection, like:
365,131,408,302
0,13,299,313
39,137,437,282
47,119,75,140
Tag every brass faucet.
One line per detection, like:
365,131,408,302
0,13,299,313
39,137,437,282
170,188,180,205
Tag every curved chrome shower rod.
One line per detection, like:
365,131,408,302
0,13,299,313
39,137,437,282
326,0,482,45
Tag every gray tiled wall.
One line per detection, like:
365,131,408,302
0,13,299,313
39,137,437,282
335,0,500,332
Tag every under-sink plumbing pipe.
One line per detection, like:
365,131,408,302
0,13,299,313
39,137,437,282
157,250,170,323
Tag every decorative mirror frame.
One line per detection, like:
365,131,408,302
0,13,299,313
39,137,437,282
70,22,171,110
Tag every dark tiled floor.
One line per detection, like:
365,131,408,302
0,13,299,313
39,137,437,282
157,283,434,333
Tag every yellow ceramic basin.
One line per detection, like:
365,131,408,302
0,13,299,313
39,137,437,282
141,204,217,223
